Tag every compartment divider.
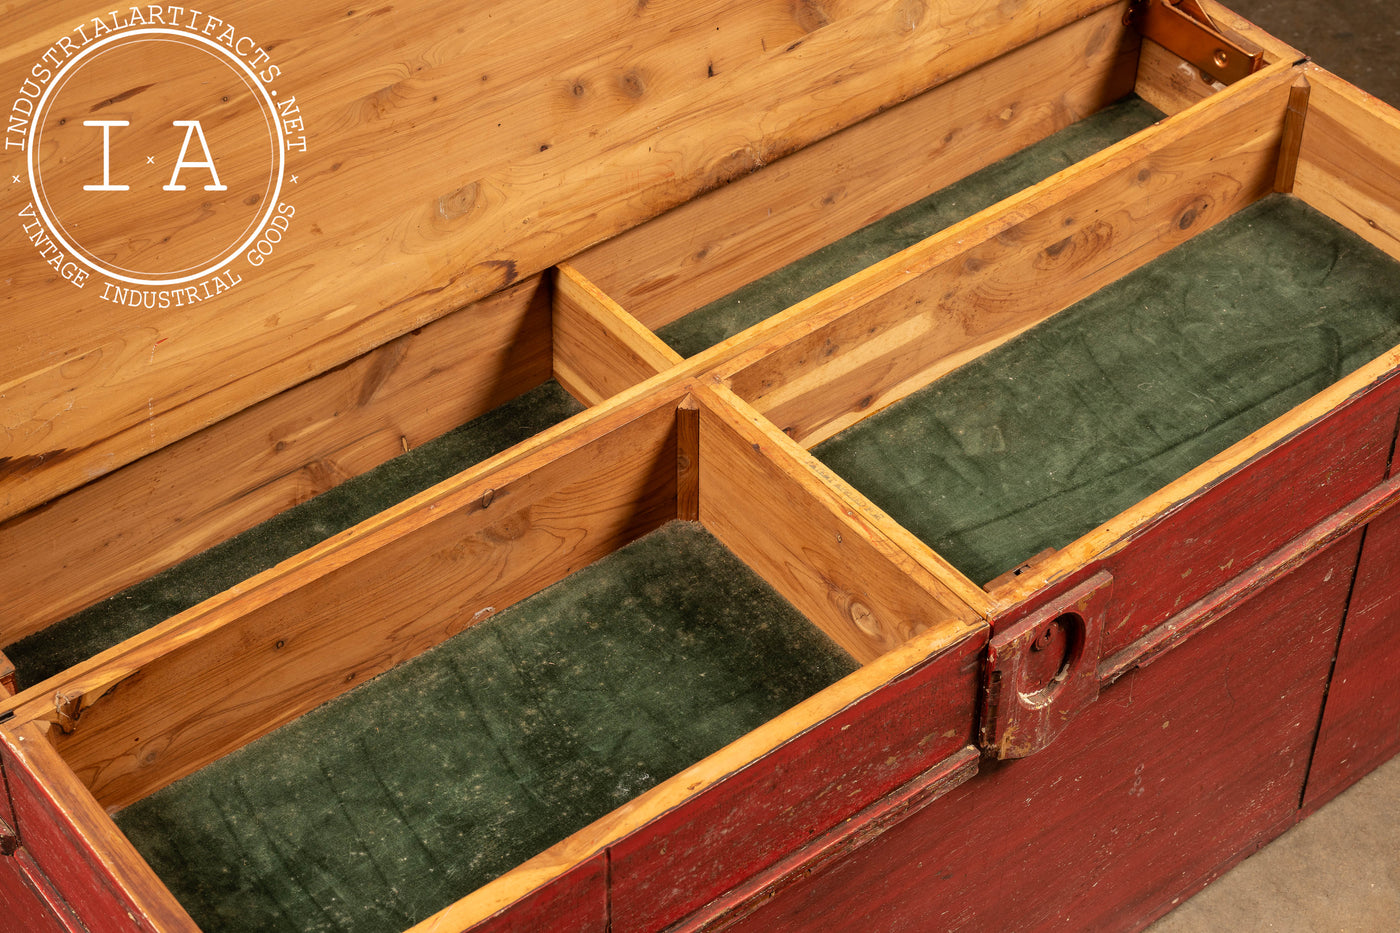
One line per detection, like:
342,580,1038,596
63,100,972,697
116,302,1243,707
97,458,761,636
1293,65,1400,261
715,59,1301,449
552,262,683,406
694,383,985,663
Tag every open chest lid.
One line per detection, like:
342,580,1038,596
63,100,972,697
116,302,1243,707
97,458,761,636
0,0,1139,521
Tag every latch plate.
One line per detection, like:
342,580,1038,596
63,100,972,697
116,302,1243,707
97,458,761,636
981,572,1113,759
1127,0,1264,85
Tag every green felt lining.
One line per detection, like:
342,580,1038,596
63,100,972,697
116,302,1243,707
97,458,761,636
6,381,584,688
655,96,1165,358
815,195,1400,586
115,521,857,933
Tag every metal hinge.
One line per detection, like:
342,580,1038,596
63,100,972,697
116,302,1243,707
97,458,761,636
1126,0,1264,85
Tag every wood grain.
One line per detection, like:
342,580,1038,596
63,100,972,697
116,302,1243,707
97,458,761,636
14,387,683,811
551,263,680,406
571,3,1142,329
1294,65,1400,261
697,384,985,663
717,61,1298,449
0,276,552,647
0,0,1121,522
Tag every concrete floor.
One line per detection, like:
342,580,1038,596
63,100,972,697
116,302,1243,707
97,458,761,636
1146,2,1400,931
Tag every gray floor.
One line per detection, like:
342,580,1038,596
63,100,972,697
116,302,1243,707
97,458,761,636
1147,2,1400,931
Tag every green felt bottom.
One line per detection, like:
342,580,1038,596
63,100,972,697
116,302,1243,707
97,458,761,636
815,195,1400,586
655,97,1164,358
115,521,856,933
6,382,584,688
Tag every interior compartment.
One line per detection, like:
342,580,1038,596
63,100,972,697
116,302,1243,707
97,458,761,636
568,1,1287,359
3,381,584,690
0,382,981,932
814,194,1400,586
715,63,1400,593
115,520,859,933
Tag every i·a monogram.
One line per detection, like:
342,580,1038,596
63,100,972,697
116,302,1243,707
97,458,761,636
82,119,227,192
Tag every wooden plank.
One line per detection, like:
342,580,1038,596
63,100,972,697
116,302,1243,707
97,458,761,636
713,531,1361,932
0,0,1122,522
1273,76,1311,192
0,722,198,933
696,384,985,663
571,3,1142,329
1303,499,1400,814
675,747,980,932
0,848,82,933
456,855,608,933
607,623,986,933
1134,37,1225,115
0,276,552,648
717,61,1298,448
552,263,680,406
0,650,15,697
677,396,700,522
11,386,684,812
1294,65,1400,261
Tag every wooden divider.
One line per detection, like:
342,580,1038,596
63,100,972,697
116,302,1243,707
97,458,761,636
10,386,683,811
696,384,985,662
551,263,682,405
0,277,552,647
717,59,1299,448
571,2,1142,330
1293,65,1400,262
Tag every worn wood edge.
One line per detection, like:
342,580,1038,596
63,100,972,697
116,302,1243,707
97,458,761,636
1100,472,1400,684
408,623,987,933
571,2,1143,328
0,721,199,932
1292,64,1400,261
0,275,554,646
677,395,701,523
1273,75,1313,192
0,0,1125,524
667,746,981,933
707,56,1301,404
0,377,694,733
993,341,1400,607
552,262,683,406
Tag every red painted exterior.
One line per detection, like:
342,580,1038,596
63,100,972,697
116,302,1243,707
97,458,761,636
609,633,985,933
1304,500,1400,813
465,854,608,933
714,533,1364,932
0,731,166,933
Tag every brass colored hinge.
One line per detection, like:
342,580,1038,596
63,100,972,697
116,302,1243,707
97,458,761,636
1127,0,1264,85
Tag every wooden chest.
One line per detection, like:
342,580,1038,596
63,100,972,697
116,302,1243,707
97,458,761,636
2,1,1398,930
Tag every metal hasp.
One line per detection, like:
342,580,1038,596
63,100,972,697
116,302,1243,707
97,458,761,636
981,573,1113,759
1127,0,1265,85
